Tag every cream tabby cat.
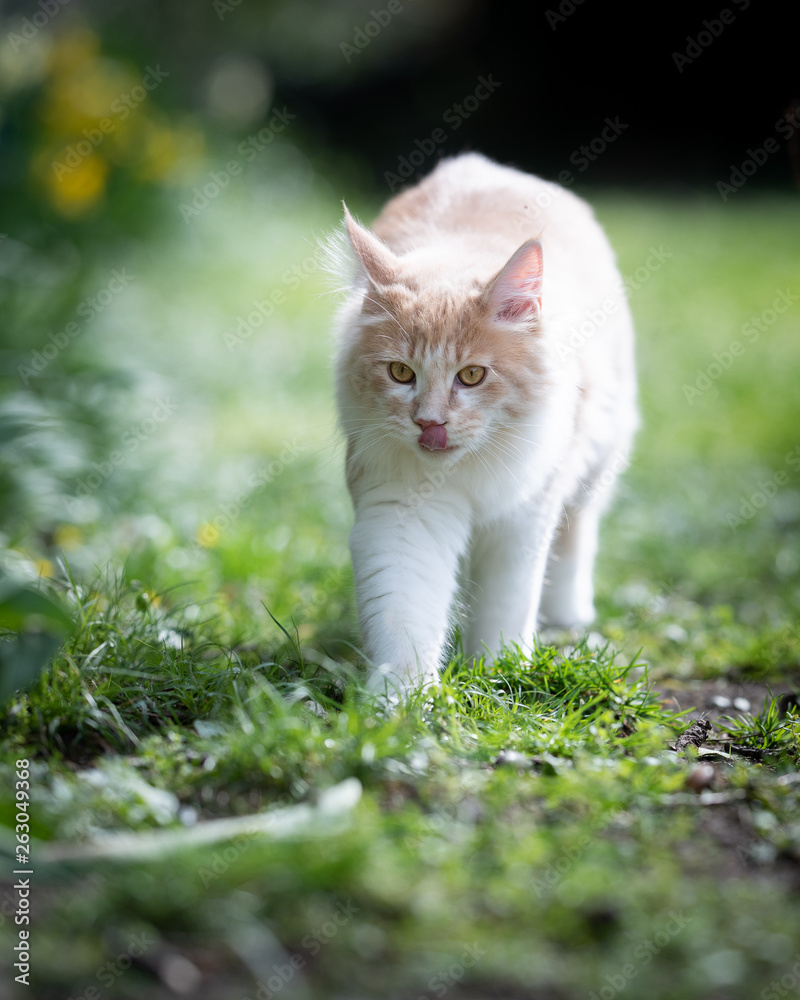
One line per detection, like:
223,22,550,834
331,153,637,694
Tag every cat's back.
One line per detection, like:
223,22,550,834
372,153,598,257
369,152,629,351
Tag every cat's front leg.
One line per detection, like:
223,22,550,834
538,501,602,628
463,495,563,660
349,485,471,694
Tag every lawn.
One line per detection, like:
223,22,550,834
1,159,799,999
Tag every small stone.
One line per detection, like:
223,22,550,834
686,763,715,793
178,806,198,826
662,623,688,643
159,953,202,994
493,750,530,768
586,631,606,650
733,697,751,712
710,695,731,709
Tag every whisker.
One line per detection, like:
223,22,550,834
345,429,400,466
481,445,523,486
361,295,413,346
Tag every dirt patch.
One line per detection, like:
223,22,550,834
656,675,799,723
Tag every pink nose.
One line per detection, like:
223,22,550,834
416,421,448,451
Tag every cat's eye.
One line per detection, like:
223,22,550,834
389,361,415,384
457,365,486,387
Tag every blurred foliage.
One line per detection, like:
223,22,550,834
0,5,799,999
0,574,74,702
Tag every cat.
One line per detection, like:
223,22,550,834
330,152,638,694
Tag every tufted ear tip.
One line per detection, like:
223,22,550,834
342,205,399,288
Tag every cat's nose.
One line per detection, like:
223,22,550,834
414,418,446,430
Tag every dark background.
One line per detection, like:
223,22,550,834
296,1,797,191
2,0,796,200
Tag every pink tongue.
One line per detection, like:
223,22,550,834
419,424,448,451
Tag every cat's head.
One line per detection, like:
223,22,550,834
337,206,555,462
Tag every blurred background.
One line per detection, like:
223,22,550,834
0,0,798,651
1,4,800,998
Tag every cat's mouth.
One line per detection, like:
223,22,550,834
418,424,450,452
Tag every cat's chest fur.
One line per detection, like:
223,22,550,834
330,152,637,693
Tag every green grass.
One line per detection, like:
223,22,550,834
1,177,799,999
716,695,800,759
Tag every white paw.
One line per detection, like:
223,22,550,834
538,589,595,629
366,662,439,702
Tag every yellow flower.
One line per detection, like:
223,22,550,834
43,151,108,217
133,118,206,183
197,523,219,548
35,559,54,579
53,525,83,550
46,27,99,80
134,121,179,181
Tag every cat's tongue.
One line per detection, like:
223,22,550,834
418,424,448,451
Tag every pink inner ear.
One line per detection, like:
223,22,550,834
490,239,543,322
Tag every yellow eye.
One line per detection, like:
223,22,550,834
457,365,486,387
389,361,415,384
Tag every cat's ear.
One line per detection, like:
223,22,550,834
486,239,543,324
343,203,399,287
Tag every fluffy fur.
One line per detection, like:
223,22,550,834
330,153,638,693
